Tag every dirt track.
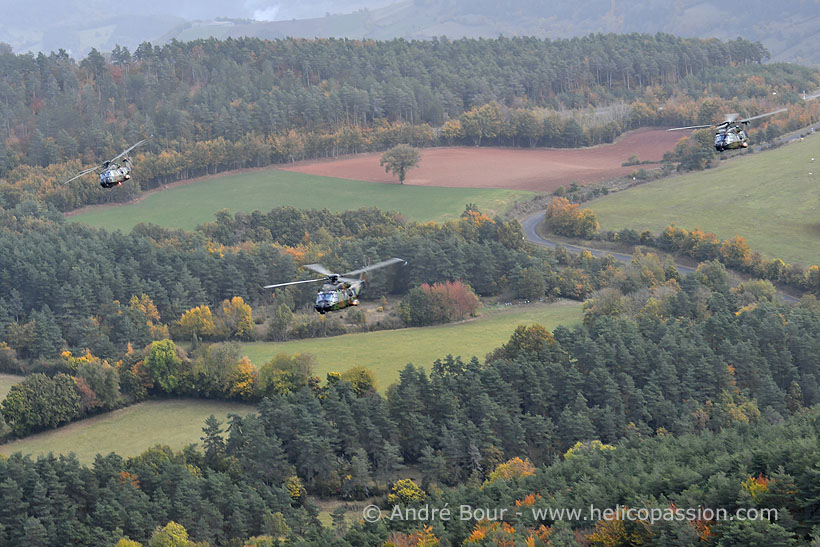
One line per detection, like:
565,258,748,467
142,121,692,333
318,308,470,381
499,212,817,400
282,128,682,192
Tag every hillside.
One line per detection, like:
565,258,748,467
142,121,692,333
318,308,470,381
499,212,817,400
161,0,820,66
5,0,820,66
588,134,820,266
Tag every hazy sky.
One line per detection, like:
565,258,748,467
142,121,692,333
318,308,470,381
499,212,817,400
0,0,389,23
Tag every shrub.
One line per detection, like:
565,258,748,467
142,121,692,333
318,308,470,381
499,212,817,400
399,281,480,326
544,197,599,239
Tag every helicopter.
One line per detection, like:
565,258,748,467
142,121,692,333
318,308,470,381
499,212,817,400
62,137,151,188
264,257,406,313
667,108,787,152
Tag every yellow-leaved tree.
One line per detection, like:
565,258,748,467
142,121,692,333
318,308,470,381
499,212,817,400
387,479,426,506
174,305,216,340
129,294,169,340
485,457,536,484
229,357,257,400
218,296,255,340
148,521,197,547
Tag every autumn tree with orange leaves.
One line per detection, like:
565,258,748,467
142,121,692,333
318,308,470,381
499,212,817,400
544,197,599,239
399,280,480,326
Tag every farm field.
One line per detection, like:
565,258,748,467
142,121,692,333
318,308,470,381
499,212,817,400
282,128,681,191
588,136,820,266
0,399,254,463
67,127,681,232
241,300,583,389
68,169,533,232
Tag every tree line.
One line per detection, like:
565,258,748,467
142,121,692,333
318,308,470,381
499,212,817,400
601,224,820,295
538,195,820,297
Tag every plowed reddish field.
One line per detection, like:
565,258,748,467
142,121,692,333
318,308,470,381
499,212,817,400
282,128,681,191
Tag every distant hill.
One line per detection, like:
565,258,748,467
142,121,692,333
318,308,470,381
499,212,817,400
4,0,820,64
160,0,820,66
0,0,392,56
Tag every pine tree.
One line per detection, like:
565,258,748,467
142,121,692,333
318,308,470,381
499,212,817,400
29,306,65,359
201,415,226,468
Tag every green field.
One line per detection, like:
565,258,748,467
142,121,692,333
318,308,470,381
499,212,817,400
241,300,583,389
588,136,820,266
0,399,254,463
69,169,533,231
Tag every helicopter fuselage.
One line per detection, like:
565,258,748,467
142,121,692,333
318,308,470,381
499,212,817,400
99,159,132,188
315,281,363,313
263,257,405,313
714,125,749,152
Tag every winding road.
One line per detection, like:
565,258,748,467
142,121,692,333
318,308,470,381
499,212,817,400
521,211,799,303
522,211,696,274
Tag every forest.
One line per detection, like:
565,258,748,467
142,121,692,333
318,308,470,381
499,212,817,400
0,34,818,212
0,204,613,361
0,203,621,439
1,269,820,544
2,30,820,546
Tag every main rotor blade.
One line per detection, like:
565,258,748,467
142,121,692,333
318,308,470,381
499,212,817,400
344,257,406,277
724,113,739,123
263,277,325,289
740,108,787,124
106,137,151,164
666,124,713,132
304,263,334,276
62,167,99,185
338,277,361,285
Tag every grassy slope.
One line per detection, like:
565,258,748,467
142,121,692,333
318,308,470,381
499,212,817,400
588,136,820,266
0,400,254,463
69,170,533,231
241,300,583,389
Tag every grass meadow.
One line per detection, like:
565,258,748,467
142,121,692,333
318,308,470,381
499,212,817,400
69,169,533,231
241,300,583,389
0,399,254,463
588,136,820,265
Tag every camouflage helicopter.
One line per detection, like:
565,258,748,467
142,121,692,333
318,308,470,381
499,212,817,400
667,108,786,152
62,137,151,188
264,257,406,313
